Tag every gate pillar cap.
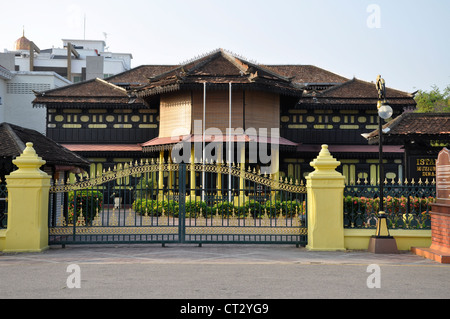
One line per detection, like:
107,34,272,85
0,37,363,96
10,142,48,178
308,145,343,177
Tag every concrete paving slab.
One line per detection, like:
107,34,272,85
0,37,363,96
1,244,449,300
0,244,445,266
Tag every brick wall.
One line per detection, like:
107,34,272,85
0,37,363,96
429,202,450,256
431,212,450,251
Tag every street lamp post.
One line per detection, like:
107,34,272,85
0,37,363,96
368,75,398,254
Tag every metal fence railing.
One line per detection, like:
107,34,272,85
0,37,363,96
0,184,7,229
344,179,436,230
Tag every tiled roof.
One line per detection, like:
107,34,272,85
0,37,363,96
33,78,130,105
106,65,177,87
32,66,178,106
32,49,415,109
299,78,416,106
365,112,450,144
133,49,304,98
263,65,348,85
0,123,90,168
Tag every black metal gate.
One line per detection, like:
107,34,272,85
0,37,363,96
48,161,307,246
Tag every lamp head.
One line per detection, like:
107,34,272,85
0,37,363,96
378,102,393,119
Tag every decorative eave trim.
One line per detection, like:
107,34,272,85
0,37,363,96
143,144,178,153
135,84,181,98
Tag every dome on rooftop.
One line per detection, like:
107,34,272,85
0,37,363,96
14,30,31,50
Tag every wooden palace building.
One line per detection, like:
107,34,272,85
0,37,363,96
33,49,417,186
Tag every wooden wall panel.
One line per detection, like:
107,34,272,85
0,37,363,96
245,91,279,136
159,91,192,137
192,89,244,134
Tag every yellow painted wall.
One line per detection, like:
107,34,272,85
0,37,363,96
345,229,431,251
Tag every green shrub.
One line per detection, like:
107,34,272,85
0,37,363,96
280,200,304,217
238,200,261,218
185,200,207,218
132,199,181,217
68,190,103,224
264,200,305,217
264,200,282,217
134,177,158,199
162,200,179,217
211,201,236,217
132,199,162,216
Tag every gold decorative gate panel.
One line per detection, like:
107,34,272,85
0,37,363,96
48,161,307,246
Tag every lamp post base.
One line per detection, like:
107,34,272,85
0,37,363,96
368,236,399,254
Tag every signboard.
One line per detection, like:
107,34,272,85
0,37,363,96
408,156,437,180
436,148,450,204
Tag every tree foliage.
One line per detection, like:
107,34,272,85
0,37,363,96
415,84,450,113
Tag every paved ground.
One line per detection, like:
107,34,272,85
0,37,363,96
1,244,449,301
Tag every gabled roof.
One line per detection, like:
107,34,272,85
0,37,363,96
299,78,416,106
263,65,348,85
105,65,176,87
365,112,450,145
33,78,131,106
31,49,416,111
32,65,180,107
0,122,90,169
133,49,304,98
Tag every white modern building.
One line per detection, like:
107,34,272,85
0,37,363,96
0,56,71,134
0,33,133,134
4,32,133,83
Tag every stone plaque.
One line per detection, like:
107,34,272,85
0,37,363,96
436,148,450,204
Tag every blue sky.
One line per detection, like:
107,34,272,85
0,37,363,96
1,0,449,93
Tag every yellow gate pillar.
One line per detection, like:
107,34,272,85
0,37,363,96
4,143,51,252
306,145,346,251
